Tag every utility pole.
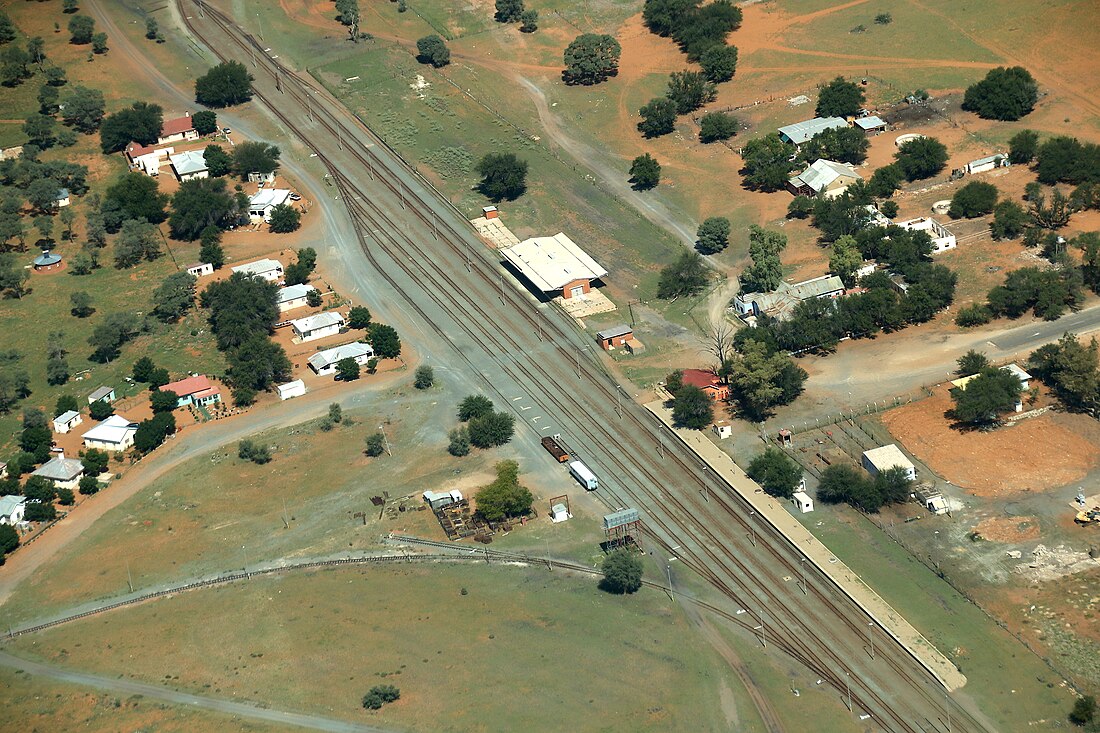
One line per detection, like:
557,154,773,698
867,621,875,659
545,539,552,571
846,672,852,712
799,557,808,595
499,274,505,304
282,499,290,529
615,384,623,420
748,509,757,547
378,424,392,456
126,562,133,593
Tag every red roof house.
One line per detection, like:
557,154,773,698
681,369,730,402
158,114,199,144
161,375,222,407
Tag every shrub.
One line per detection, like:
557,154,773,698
362,685,400,710
962,66,1038,121
79,475,101,495
698,111,737,143
415,35,450,67
599,549,643,594
414,365,434,389
365,432,385,457
948,181,999,219
447,426,470,456
238,439,272,464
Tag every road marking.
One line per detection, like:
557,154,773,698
531,416,542,422
520,406,532,411
512,396,523,401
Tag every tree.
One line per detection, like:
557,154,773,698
0,369,31,414
23,113,57,148
949,181,999,219
1009,129,1039,164
950,367,1024,425
27,177,61,213
955,303,992,327
1029,334,1100,415
362,685,401,710
0,255,30,298
55,394,79,416
0,46,30,88
468,411,515,448
38,84,59,115
963,66,1038,121
990,200,1028,240
628,153,661,190
747,447,802,499
475,152,527,202
231,141,280,180
741,133,798,191
475,460,531,520
199,225,225,268
364,432,385,457
447,427,470,456
203,144,232,177
334,0,360,41
519,9,538,32
169,177,237,240
725,339,807,420
145,17,158,40
44,65,66,86
78,475,100,495
866,163,904,198
415,35,450,67
99,101,163,153
68,15,95,44
191,109,216,135
280,247,317,286
698,111,737,143
695,216,730,254
238,438,272,464
458,394,494,421
797,125,869,165
0,522,17,560
816,76,865,118
414,365,434,389
495,0,524,22
88,397,113,420
268,204,300,233
657,249,709,299
699,44,737,83
1028,188,1073,230
131,356,157,383
88,311,139,362
956,349,990,376
348,305,371,329
195,61,254,107
829,235,863,286
46,354,69,385
103,172,168,225
671,384,714,429
0,12,15,44
367,323,401,359
152,271,196,322
91,32,108,54
787,195,814,220
599,549,643,594
637,97,678,138
740,225,787,294
113,218,160,267
665,70,716,114
562,33,620,85
335,357,360,381
24,501,57,523
894,136,949,181
82,447,108,476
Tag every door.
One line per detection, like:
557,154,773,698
569,285,584,299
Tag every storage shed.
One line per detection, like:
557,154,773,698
276,380,307,400
596,324,633,350
52,410,82,434
792,491,814,513
862,444,916,481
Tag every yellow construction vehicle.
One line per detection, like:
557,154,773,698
1075,507,1100,525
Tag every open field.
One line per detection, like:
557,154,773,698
0,666,298,733
7,563,756,732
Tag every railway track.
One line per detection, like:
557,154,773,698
170,4,990,731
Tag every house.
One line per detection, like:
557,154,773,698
276,379,307,400
788,159,862,198
291,311,345,342
169,149,209,182
52,410,83,434
232,258,284,282
125,142,173,175
777,116,848,146
87,386,115,405
31,452,84,490
500,232,608,300
277,283,319,312
853,115,887,135
681,369,730,402
82,414,138,452
33,249,62,271
861,444,916,481
308,342,375,376
855,261,878,279
1004,363,1032,390
0,495,26,525
186,262,215,278
248,189,292,222
965,153,1008,175
248,171,277,184
53,188,70,208
734,274,846,320
596,324,633,350
157,113,198,145
888,273,910,294
864,205,892,228
161,375,222,407
896,217,956,254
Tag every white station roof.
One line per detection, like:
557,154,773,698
500,233,607,292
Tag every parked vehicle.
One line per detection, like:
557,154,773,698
541,435,570,463
569,460,598,491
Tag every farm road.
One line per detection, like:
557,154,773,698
0,651,399,733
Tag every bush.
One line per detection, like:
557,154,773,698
948,181,999,218
475,460,531,521
962,66,1038,121
362,685,400,710
695,216,730,254
468,411,515,448
415,35,450,67
599,549,643,594
78,475,101,495
475,152,527,202
56,487,75,506
629,153,661,190
414,365,434,389
447,427,470,457
955,303,992,327
194,60,254,107
365,432,385,457
1069,695,1096,727
698,111,737,143
238,439,272,464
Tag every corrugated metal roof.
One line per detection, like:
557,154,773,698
308,342,374,370
597,324,632,339
777,117,848,144
603,507,640,529
500,233,608,292
789,159,861,193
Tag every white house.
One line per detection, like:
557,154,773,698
186,262,215,277
232,258,284,282
896,217,957,254
861,444,916,482
125,142,173,176
965,153,1008,175
87,386,115,405
788,159,862,198
734,274,846,321
308,342,375,376
248,189,292,222
276,380,307,400
82,414,139,452
853,115,887,135
157,114,198,145
53,188,71,208
777,116,848,146
1004,363,1032,390
31,452,84,491
291,312,345,342
169,149,209,182
52,410,83,434
277,283,319,312
0,495,26,525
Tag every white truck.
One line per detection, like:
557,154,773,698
569,460,598,491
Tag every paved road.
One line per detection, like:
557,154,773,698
987,306,1100,351
0,651,397,733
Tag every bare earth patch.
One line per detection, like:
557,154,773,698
971,516,1041,543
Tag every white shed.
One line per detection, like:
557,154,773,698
53,410,83,434
276,380,307,400
712,420,732,440
861,444,916,481
792,491,814,513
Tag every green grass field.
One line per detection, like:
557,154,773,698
7,563,755,732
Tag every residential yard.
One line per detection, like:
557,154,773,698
9,563,760,733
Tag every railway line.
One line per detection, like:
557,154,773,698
168,4,992,730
